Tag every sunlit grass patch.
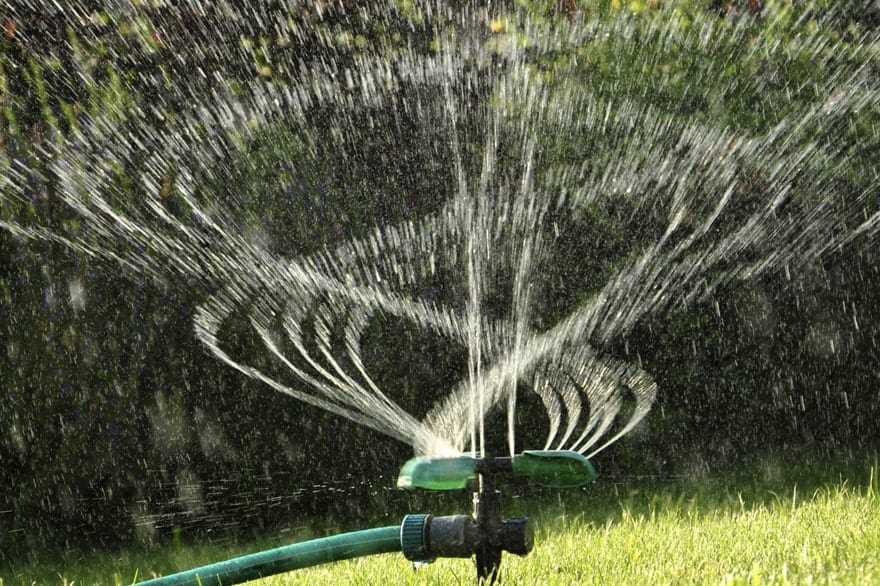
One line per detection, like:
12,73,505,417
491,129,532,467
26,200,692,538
256,482,879,585
4,467,877,586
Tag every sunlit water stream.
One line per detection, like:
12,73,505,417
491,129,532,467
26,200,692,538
2,2,879,466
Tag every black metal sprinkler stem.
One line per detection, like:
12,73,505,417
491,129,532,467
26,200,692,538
473,457,530,582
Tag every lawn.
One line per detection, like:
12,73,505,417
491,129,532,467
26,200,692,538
3,460,878,585
266,477,880,585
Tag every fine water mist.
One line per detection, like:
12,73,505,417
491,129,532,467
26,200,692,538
2,1,879,465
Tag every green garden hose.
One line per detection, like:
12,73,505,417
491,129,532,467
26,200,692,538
137,525,401,585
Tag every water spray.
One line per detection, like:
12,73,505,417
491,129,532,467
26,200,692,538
137,450,595,585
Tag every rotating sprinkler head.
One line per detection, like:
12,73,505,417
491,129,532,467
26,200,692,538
397,450,597,583
397,449,597,490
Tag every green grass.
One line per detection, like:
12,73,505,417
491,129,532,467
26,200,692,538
260,481,879,585
3,464,878,585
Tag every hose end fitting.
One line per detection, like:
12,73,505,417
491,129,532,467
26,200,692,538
400,514,433,562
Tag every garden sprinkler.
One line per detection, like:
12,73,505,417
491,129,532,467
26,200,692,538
397,450,597,583
136,450,595,585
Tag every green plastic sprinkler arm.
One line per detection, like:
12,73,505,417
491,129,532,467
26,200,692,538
397,454,477,490
136,525,401,586
511,450,597,488
397,450,597,490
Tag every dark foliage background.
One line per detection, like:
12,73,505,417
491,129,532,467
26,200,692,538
1,0,878,563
